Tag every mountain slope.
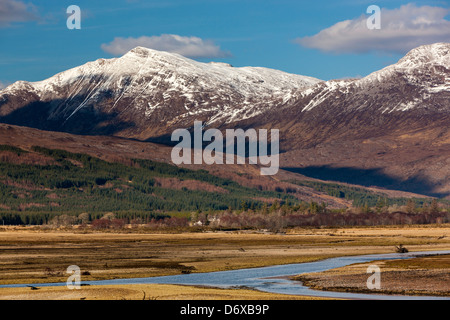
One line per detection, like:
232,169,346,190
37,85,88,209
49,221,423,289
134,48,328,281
0,123,434,216
261,43,450,197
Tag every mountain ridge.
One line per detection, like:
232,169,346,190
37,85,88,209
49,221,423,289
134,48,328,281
0,46,321,134
1,43,448,136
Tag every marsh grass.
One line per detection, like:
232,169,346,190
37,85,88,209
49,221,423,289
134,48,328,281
0,225,449,287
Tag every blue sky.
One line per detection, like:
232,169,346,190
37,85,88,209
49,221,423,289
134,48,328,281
0,0,449,87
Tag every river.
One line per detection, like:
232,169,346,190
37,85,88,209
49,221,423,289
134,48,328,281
1,250,449,300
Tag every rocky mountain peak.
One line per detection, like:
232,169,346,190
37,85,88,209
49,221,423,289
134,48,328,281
398,42,450,68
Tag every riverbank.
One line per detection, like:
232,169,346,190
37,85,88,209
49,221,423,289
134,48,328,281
0,283,332,300
295,254,450,297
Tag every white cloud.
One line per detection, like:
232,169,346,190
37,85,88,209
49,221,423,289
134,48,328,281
0,0,39,27
101,34,231,58
295,4,450,54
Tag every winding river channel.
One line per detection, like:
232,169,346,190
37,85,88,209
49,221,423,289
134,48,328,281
2,250,450,300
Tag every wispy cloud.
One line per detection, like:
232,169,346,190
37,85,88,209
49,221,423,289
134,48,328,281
0,81,11,90
295,4,450,54
101,34,231,59
0,0,39,27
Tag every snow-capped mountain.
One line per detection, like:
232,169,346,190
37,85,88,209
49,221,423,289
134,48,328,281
0,46,320,139
247,43,450,149
0,41,449,148
291,42,449,113
1,43,448,142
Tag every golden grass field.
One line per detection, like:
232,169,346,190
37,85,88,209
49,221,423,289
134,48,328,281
0,224,449,300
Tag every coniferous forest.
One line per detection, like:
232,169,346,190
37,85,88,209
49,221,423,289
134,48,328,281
0,145,448,228
0,145,295,225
